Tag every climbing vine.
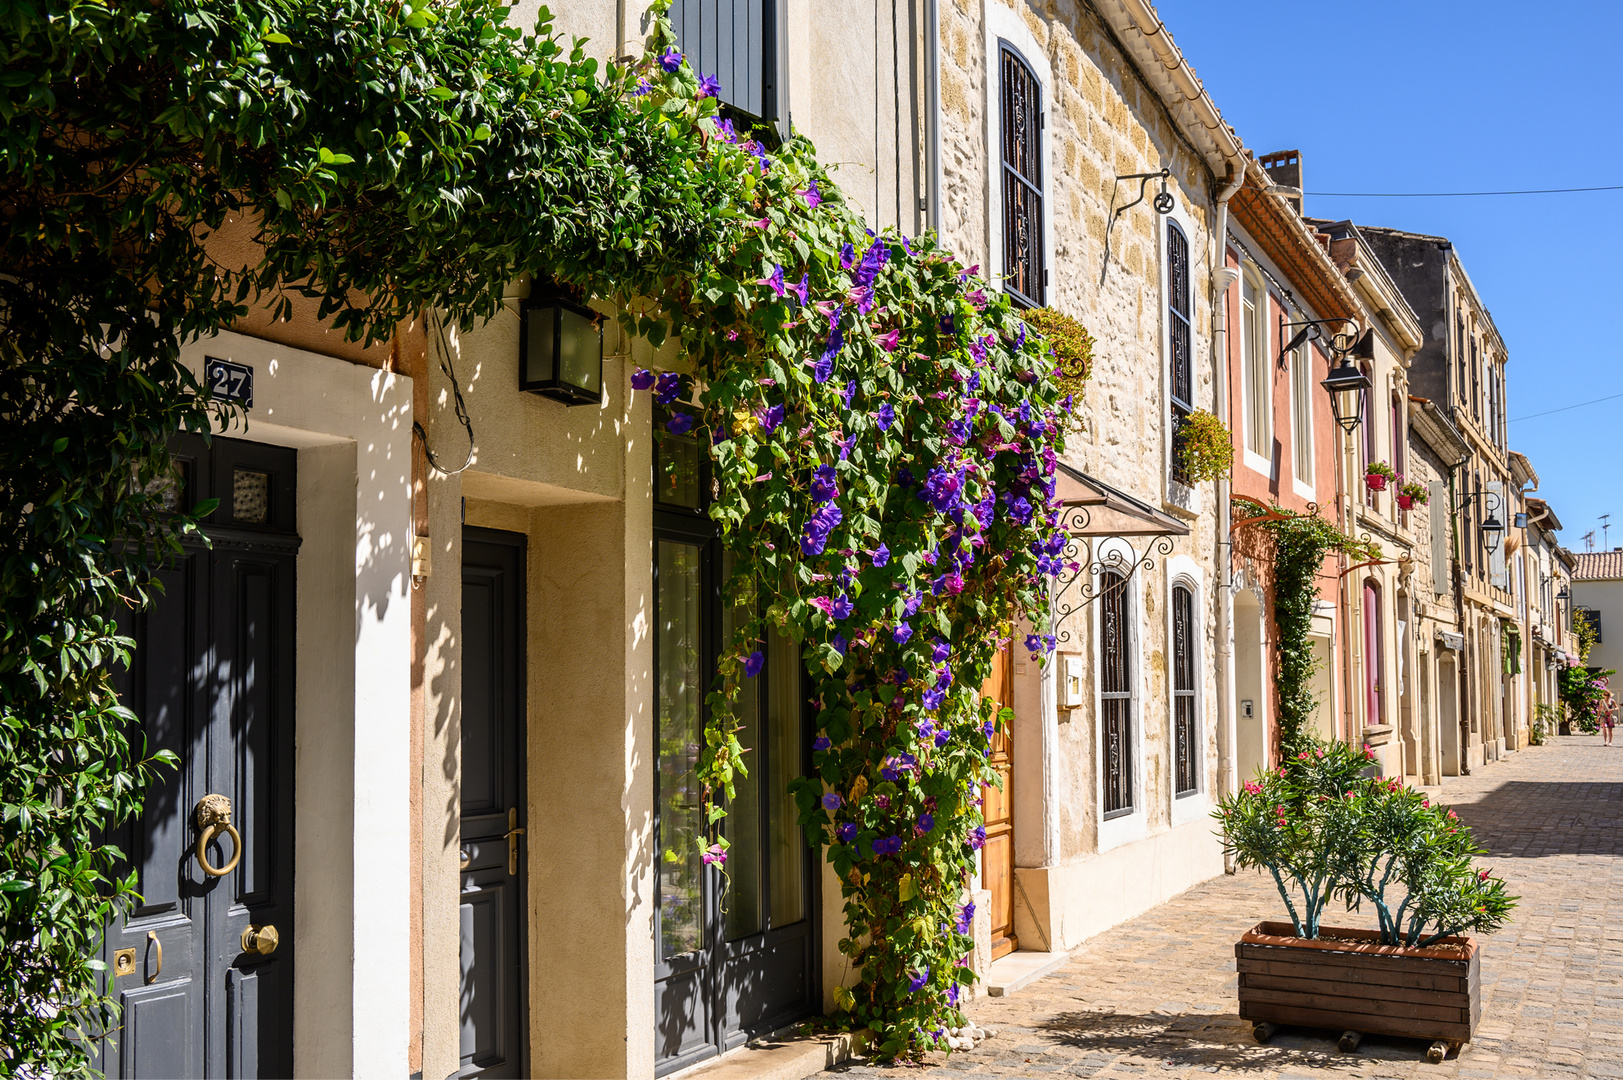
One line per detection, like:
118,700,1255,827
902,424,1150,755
624,10,1070,1056
1235,499,1378,757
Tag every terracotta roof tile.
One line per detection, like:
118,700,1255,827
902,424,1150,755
1573,551,1623,580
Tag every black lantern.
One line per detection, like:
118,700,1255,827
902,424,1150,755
520,290,603,406
1321,330,1373,434
1557,584,1571,602
1481,507,1505,555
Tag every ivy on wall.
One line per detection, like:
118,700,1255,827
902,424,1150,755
1234,499,1379,756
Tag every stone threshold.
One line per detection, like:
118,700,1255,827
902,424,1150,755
984,949,1068,996
666,1024,868,1080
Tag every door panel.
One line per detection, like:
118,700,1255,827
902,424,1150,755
459,529,528,1080
980,644,1016,959
99,434,296,1080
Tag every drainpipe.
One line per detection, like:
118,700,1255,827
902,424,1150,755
925,0,942,235
1211,165,1243,872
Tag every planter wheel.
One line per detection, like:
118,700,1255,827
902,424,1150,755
1338,1030,1362,1053
1425,1040,1454,1064
1251,1022,1277,1044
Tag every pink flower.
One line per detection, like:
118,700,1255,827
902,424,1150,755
878,328,900,353
701,843,727,866
1478,869,1491,881
809,597,835,616
1243,781,1261,795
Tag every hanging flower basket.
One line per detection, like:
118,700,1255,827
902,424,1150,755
1397,480,1428,510
1364,461,1396,491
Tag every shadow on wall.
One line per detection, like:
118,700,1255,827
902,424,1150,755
1446,776,1623,859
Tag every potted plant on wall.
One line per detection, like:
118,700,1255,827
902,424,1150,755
1364,461,1397,492
1396,479,1429,511
1174,408,1235,484
1216,741,1516,1062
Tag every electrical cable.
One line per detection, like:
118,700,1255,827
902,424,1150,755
1305,184,1623,198
1509,390,1623,424
412,307,476,474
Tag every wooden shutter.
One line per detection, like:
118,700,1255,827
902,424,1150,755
669,0,787,137
1429,481,1448,596
1488,481,1507,589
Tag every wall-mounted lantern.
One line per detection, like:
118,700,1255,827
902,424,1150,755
1321,330,1374,434
520,290,603,406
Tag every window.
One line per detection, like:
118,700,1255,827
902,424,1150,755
1577,608,1603,643
1360,365,1376,508
1100,569,1133,817
1290,344,1314,487
1242,276,1269,460
999,45,1044,306
1390,391,1405,513
1167,221,1192,486
669,0,788,140
1363,579,1385,727
1470,333,1481,421
1172,583,1197,797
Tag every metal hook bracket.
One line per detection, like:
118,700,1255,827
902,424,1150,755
1101,169,1173,284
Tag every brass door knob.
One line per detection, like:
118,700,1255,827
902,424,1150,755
241,924,279,956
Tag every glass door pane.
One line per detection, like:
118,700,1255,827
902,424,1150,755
767,629,805,926
722,555,762,941
657,540,705,959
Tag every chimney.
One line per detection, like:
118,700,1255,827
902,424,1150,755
1259,149,1303,215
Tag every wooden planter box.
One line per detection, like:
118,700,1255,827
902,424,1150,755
1236,922,1480,1054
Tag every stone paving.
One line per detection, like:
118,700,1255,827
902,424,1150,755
819,735,1623,1079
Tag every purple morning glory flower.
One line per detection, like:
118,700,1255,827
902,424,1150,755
831,633,847,656
757,403,784,432
903,592,922,617
918,812,935,833
871,543,890,567
813,355,833,384
983,718,995,740
713,117,736,142
813,735,832,751
836,822,857,843
743,650,764,678
852,240,890,288
697,72,720,98
922,687,945,711
801,181,822,208
633,76,653,96
815,305,844,383
759,263,786,298
658,48,683,72
654,371,682,406
811,464,838,503
947,982,960,1007
666,412,695,435
931,638,951,663
880,763,900,782
875,402,895,431
907,966,929,992
631,368,656,390
968,825,986,850
841,380,857,409
830,594,853,620
839,242,855,269
789,272,809,307
893,622,912,645
954,900,976,934
800,504,842,556
822,792,843,811
934,729,951,749
1024,633,1042,656
746,139,771,173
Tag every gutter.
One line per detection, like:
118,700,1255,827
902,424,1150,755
1211,167,1243,872
925,0,942,234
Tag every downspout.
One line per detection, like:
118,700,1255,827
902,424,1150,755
925,0,942,236
1211,165,1243,872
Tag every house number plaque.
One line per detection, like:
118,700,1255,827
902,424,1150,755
204,356,254,409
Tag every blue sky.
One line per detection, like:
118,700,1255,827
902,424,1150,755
1153,0,1620,551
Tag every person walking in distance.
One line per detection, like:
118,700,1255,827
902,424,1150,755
1603,688,1617,747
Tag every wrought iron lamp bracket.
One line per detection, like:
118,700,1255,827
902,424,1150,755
1101,169,1173,284
1277,316,1361,366
1052,525,1176,643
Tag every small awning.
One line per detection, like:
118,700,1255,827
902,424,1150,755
1055,463,1189,538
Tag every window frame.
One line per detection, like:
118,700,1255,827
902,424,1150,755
982,6,1051,314
1239,269,1272,475
1289,341,1316,499
997,43,1045,308
1171,580,1198,798
1166,218,1194,489
1093,538,1147,849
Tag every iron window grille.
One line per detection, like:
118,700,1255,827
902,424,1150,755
1100,568,1133,817
1172,583,1197,797
999,45,1044,307
1167,221,1192,486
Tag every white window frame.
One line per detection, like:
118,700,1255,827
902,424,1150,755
1289,341,1316,501
1239,267,1273,477
1167,555,1209,827
982,1,1052,306
1094,537,1147,851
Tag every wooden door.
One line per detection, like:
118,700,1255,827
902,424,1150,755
459,529,529,1079
98,434,297,1079
980,644,1017,960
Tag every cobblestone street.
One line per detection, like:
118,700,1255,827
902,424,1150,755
820,735,1623,1079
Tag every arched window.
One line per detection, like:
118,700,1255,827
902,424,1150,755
1100,568,1133,816
1363,579,1385,727
1168,221,1192,485
1171,582,1198,796
999,45,1044,306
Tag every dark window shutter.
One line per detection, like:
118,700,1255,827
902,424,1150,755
669,0,788,140
999,45,1044,307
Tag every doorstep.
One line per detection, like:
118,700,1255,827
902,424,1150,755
667,1025,868,1080
984,949,1068,996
